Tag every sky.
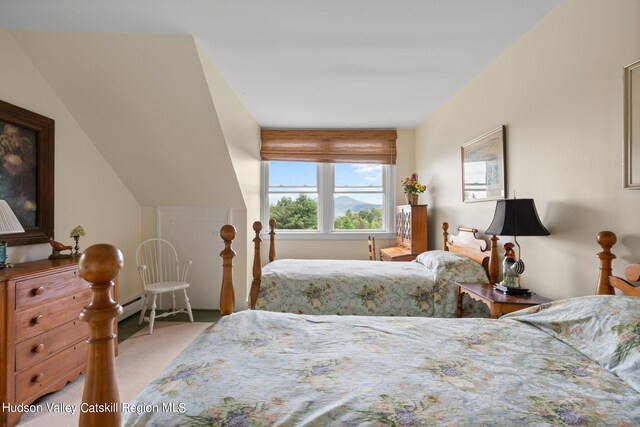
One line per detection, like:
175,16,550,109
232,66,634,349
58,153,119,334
269,161,383,204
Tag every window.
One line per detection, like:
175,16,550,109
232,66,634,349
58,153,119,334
263,161,394,235
261,129,397,237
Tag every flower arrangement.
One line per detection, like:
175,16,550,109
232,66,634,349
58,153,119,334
401,173,426,194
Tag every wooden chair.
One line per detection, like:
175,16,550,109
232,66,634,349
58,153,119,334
136,238,194,334
368,236,377,260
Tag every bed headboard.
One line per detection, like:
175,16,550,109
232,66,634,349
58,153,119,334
597,230,640,296
442,222,499,285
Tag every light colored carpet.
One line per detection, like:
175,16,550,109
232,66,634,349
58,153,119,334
19,321,212,427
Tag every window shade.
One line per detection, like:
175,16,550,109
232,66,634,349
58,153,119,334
261,129,397,164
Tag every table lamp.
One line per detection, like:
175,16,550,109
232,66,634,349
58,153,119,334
0,200,25,269
485,198,549,291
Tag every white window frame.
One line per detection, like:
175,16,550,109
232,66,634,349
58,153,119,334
261,161,395,240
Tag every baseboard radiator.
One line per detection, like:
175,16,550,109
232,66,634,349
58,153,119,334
119,295,143,322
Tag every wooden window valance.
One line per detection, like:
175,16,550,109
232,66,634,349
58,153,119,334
260,129,397,164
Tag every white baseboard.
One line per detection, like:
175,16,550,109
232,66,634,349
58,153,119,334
119,296,143,322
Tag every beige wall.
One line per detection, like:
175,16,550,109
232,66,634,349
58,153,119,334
0,30,142,302
273,128,415,260
415,0,640,299
196,43,262,309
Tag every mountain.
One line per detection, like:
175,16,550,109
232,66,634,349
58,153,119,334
334,196,382,217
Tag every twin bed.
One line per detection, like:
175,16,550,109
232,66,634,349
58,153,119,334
238,221,499,317
74,229,639,426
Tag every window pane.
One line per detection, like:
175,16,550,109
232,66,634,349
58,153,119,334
269,161,316,187
269,193,318,230
334,193,383,230
335,163,382,188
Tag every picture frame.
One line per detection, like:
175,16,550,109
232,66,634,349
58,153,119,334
461,125,506,203
0,99,54,246
624,59,640,189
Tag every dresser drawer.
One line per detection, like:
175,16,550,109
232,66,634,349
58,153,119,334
15,340,87,403
15,268,86,310
15,319,88,372
14,289,91,342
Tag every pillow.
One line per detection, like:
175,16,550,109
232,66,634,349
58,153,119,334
413,250,489,285
503,295,640,392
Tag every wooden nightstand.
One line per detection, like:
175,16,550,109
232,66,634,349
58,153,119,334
456,282,552,319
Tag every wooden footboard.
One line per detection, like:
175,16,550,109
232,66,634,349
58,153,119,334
78,244,123,427
248,219,276,309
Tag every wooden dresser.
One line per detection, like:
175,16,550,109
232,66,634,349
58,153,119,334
0,257,116,427
380,204,428,261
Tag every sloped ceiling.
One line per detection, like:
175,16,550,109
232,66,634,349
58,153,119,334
0,1,561,128
10,31,245,208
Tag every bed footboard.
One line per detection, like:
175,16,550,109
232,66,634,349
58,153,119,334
78,244,123,427
220,225,237,316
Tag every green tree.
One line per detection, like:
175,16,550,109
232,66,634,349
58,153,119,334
334,208,382,230
269,195,318,230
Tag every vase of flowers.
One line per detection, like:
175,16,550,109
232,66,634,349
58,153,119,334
401,173,426,205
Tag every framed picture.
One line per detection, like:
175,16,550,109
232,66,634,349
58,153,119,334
461,125,505,203
624,59,640,189
0,99,54,245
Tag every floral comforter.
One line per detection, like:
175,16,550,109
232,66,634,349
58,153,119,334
123,295,640,426
256,250,489,317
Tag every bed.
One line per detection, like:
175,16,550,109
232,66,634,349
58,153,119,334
75,230,639,426
240,221,499,317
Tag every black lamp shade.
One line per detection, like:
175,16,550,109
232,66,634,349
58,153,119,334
485,199,550,236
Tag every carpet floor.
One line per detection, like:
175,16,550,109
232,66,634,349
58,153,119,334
20,321,211,426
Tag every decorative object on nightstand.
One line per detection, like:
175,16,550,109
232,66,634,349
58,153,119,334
70,225,86,255
0,199,25,269
401,172,426,205
485,198,549,293
48,237,73,259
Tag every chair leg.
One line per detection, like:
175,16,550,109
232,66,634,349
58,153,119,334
149,294,158,334
184,289,194,323
138,294,148,325
171,291,177,314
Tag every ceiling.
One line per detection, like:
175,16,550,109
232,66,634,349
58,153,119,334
0,0,561,129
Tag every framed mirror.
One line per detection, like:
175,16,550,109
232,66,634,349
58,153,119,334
461,125,505,203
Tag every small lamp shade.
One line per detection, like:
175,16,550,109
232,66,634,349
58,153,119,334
485,199,549,237
0,200,25,235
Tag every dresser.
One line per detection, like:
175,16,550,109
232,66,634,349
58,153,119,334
380,204,428,261
0,257,117,427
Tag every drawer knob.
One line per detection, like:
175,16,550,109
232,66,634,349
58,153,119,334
34,287,46,296
33,315,44,325
32,373,45,383
33,343,45,353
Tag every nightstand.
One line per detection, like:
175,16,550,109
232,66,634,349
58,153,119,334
456,282,552,319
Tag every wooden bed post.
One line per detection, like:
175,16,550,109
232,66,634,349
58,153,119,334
220,225,236,316
442,222,449,251
78,244,123,427
488,235,499,285
596,231,617,295
268,218,277,262
250,221,263,309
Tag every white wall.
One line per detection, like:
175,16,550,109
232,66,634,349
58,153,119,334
0,30,142,301
415,0,640,299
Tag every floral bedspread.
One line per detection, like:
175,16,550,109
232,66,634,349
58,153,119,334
256,251,489,317
123,295,640,426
